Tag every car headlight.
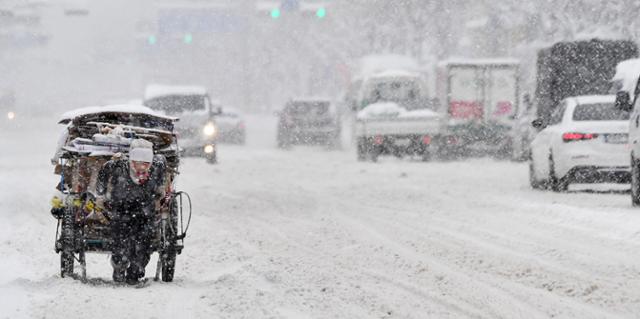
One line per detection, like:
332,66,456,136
7,111,15,120
203,122,217,136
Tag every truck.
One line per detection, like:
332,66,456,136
353,69,441,162
535,39,638,121
436,59,520,158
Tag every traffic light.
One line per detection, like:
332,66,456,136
270,8,281,19
183,33,193,44
147,35,157,45
316,7,326,18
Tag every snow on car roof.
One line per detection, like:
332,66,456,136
354,54,420,79
438,58,520,67
369,69,420,79
144,84,208,100
58,104,178,124
570,95,616,105
612,58,640,94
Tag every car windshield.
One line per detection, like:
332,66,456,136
364,78,421,110
286,102,329,116
573,103,630,121
144,95,206,114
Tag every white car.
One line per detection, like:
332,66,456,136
529,95,630,191
611,58,640,205
143,84,221,164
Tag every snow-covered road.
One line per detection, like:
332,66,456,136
1,115,639,319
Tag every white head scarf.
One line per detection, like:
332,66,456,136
129,139,154,163
128,139,154,184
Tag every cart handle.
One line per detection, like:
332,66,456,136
174,191,192,240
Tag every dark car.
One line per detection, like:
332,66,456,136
276,99,340,149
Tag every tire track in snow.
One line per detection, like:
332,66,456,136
331,201,635,319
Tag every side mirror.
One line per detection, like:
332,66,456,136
531,118,545,129
615,91,632,112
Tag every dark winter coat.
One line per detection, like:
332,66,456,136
96,157,166,218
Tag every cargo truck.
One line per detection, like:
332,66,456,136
436,59,520,158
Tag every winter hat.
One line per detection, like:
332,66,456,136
129,139,154,163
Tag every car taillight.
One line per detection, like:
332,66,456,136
562,132,598,142
237,122,245,129
373,135,384,145
422,135,432,145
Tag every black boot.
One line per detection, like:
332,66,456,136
113,267,126,283
111,256,127,283
125,266,144,285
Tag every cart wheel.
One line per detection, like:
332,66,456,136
160,198,179,282
161,249,176,282
60,252,74,278
60,207,75,278
79,250,87,281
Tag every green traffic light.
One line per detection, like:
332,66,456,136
316,7,326,18
184,33,193,44
271,8,281,19
148,35,157,45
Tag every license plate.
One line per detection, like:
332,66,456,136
395,138,411,147
605,134,628,144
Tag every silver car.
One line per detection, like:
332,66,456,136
143,84,221,164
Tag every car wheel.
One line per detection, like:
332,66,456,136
206,152,217,164
495,139,513,160
631,156,640,206
549,155,568,192
356,138,367,161
529,161,543,190
420,147,431,162
277,137,287,149
326,133,341,150
277,132,291,149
